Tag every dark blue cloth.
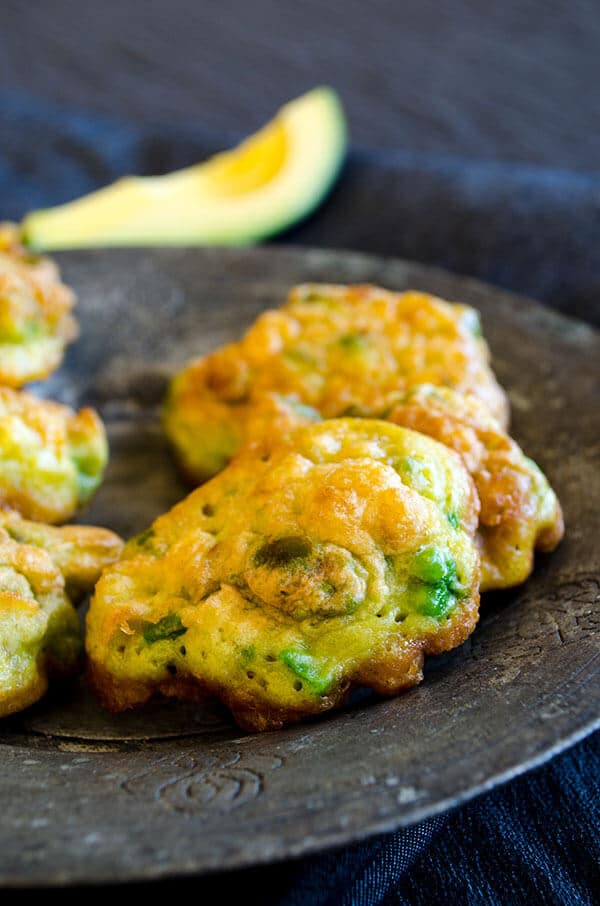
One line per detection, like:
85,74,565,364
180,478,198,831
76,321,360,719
3,90,600,326
1,92,598,903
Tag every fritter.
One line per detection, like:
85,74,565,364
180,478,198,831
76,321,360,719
87,419,481,732
0,222,77,387
202,385,563,592
0,510,124,602
0,386,108,524
387,385,564,590
164,283,508,484
0,512,123,718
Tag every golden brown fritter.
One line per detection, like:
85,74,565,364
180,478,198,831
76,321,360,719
0,223,78,387
0,512,123,718
87,419,480,732
387,385,563,590
0,386,108,524
164,283,508,484
0,510,123,602
182,384,562,592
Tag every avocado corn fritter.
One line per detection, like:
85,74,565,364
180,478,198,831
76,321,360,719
0,511,123,718
87,420,481,732
164,283,509,485
0,386,108,524
0,222,78,388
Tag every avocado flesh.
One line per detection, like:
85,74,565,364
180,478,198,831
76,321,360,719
22,88,347,250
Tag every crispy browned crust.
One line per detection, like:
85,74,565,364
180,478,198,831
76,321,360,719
87,570,479,733
86,660,208,712
0,525,83,718
165,283,509,485
0,387,108,524
86,420,482,733
0,673,47,719
388,386,564,590
86,658,339,732
0,510,124,602
0,223,78,387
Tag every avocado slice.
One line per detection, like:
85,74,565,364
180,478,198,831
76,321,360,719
22,87,347,250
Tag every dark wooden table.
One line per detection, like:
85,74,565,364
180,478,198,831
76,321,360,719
2,0,598,170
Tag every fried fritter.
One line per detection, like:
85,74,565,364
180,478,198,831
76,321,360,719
0,510,123,602
87,419,480,732
387,385,563,590
0,387,108,523
0,223,77,387
198,385,563,591
0,513,123,718
164,283,508,484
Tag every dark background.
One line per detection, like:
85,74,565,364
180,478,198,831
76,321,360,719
2,0,599,170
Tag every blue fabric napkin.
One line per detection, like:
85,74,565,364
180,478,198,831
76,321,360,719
1,91,598,903
4,90,600,326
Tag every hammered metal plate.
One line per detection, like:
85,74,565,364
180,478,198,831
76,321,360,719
1,247,598,886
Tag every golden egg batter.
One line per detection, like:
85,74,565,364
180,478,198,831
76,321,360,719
164,283,508,484
87,419,481,732
0,386,108,524
387,385,564,589
0,511,123,718
0,223,77,387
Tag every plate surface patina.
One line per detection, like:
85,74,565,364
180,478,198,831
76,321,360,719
1,246,599,886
